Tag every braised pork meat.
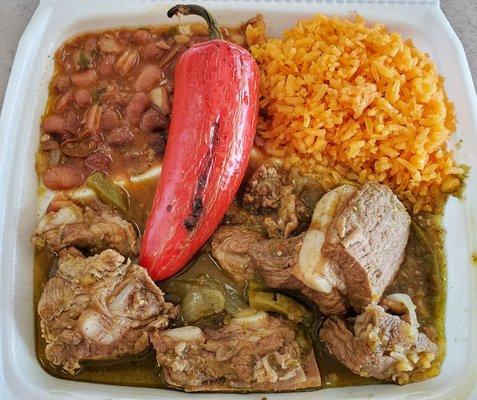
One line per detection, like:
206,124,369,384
323,182,411,311
243,164,284,211
38,247,176,373
32,196,138,256
262,185,300,239
150,312,321,391
211,226,348,315
242,164,311,239
211,226,264,284
250,235,348,315
319,303,437,384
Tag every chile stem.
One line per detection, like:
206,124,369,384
167,4,223,40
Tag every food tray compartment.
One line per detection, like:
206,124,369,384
0,0,476,399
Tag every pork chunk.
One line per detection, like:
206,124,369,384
32,197,138,256
242,164,302,238
323,182,411,310
150,312,321,391
211,226,264,284
243,164,284,211
38,248,176,373
249,234,304,290
250,236,347,315
263,185,299,239
319,304,437,385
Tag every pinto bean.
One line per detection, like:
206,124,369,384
42,165,83,190
106,125,134,146
71,69,97,87
59,50,76,74
42,115,67,135
118,30,132,45
102,108,120,132
85,152,112,172
125,92,151,126
99,55,116,79
63,61,76,74
74,89,91,108
140,42,163,60
140,109,167,132
51,75,71,93
132,29,152,44
54,89,74,112
134,64,164,92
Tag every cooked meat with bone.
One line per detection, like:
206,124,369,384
150,312,321,391
323,182,411,311
211,226,264,284
250,235,348,315
319,303,437,385
38,247,176,373
32,196,138,256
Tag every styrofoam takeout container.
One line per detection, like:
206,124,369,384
0,0,476,398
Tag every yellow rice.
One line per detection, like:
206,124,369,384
246,15,464,213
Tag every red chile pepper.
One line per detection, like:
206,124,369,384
140,5,259,280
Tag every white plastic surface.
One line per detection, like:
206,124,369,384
0,0,476,399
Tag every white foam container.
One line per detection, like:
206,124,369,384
0,0,476,398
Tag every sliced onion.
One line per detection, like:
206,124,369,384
149,86,170,114
99,34,122,53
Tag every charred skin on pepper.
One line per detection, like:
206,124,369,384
183,120,220,231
